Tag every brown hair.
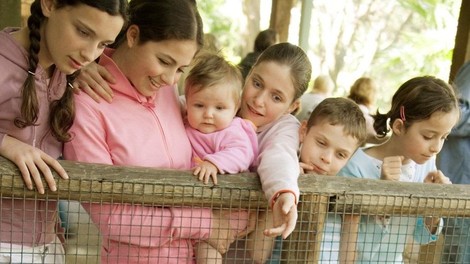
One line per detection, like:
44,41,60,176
307,97,367,146
373,76,459,137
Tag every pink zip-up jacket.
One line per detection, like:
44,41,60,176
0,28,66,246
63,49,213,264
255,114,300,206
186,117,258,173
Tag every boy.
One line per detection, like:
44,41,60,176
298,97,367,263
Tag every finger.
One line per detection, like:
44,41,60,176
82,84,103,103
71,82,81,95
212,173,218,185
26,161,45,194
97,64,116,84
264,224,286,238
44,157,69,180
36,161,57,192
193,167,201,176
17,163,33,190
204,173,210,185
282,212,298,239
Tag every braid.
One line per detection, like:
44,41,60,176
14,1,43,128
49,74,76,142
49,70,76,142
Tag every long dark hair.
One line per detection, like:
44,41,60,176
16,0,128,142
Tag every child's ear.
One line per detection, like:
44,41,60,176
391,118,405,135
299,120,308,143
287,99,301,115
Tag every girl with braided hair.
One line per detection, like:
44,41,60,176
0,0,126,262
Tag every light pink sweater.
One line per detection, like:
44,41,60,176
63,49,213,263
255,114,301,206
0,28,66,246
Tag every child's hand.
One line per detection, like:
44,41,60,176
72,61,115,103
264,192,297,239
299,162,314,174
424,170,452,184
193,160,219,185
381,156,404,181
0,135,68,194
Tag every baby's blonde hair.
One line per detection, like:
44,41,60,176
185,52,243,104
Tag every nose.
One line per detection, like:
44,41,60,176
203,108,214,118
80,45,100,64
161,70,178,86
431,139,443,154
253,90,265,107
320,150,332,164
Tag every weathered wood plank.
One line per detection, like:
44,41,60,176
1,157,470,216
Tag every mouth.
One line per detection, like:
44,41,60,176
312,164,328,175
149,77,162,89
69,57,83,70
247,104,263,116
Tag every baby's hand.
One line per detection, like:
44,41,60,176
0,135,68,194
193,160,219,185
381,156,404,181
424,170,452,184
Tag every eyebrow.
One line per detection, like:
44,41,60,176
252,73,287,97
76,20,115,44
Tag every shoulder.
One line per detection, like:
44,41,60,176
339,148,380,179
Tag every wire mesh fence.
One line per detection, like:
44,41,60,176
1,157,469,263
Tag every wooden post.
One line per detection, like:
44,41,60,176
282,194,329,263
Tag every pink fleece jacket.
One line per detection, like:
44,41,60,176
63,49,213,264
255,114,301,206
186,117,258,173
0,28,66,246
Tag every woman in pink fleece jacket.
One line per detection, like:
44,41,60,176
63,1,250,263
0,0,126,262
75,41,313,262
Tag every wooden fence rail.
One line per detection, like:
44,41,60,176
1,157,470,263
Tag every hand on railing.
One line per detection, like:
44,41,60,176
0,135,68,194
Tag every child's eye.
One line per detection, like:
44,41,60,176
337,152,348,159
272,94,282,102
423,135,433,140
252,79,262,89
194,103,204,108
316,140,326,146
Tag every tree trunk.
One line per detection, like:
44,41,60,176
270,0,296,42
